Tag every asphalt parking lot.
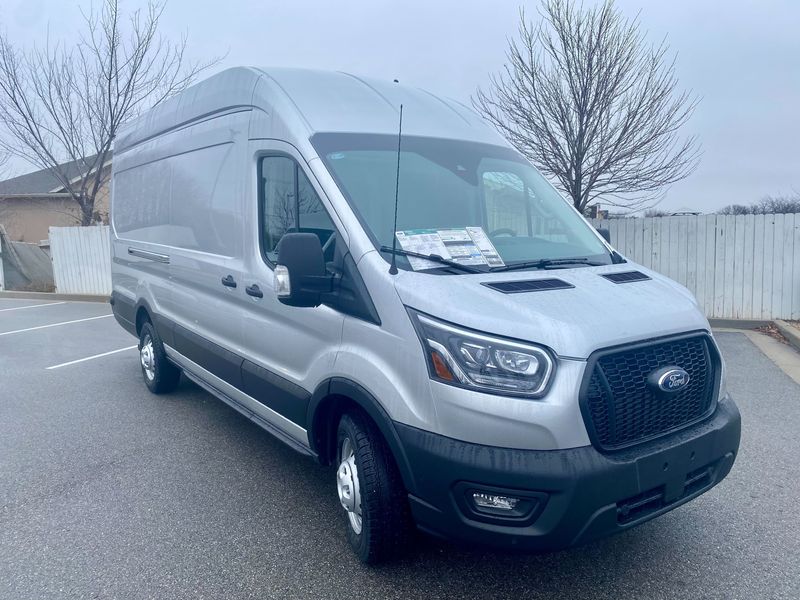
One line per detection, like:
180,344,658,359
1,298,799,599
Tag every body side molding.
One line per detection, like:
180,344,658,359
165,344,312,451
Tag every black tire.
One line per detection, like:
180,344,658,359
336,410,414,563
138,321,181,394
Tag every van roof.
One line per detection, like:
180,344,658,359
115,67,508,153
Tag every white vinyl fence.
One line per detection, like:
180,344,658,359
49,225,112,296
592,214,800,320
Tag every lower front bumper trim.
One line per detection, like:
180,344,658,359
397,396,741,551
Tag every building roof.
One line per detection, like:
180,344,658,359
0,155,109,196
116,67,507,154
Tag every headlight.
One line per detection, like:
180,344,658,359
407,308,556,398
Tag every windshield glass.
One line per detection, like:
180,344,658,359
312,133,611,271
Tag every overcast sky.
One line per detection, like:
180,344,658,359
3,0,798,213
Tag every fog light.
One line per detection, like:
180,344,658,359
458,483,547,524
472,492,520,511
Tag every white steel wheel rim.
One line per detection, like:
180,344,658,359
337,436,362,534
140,335,156,382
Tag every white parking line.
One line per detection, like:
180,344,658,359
0,301,67,313
46,345,138,370
0,314,113,337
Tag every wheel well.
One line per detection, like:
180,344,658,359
311,394,360,466
309,389,416,494
135,306,151,336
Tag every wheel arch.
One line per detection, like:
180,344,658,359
135,303,151,336
308,377,417,494
132,299,174,346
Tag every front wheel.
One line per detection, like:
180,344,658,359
336,411,413,563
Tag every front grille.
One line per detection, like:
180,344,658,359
582,334,718,450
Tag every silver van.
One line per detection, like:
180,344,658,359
110,67,741,563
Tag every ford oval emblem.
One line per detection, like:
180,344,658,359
649,366,690,393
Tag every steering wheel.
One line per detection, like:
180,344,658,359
489,228,517,237
322,231,337,254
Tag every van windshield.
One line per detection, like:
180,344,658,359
312,133,611,272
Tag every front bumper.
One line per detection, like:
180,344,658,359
398,395,740,550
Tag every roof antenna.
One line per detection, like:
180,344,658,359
388,102,403,275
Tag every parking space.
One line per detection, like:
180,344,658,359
0,300,110,333
0,299,133,371
0,300,66,312
1,300,799,599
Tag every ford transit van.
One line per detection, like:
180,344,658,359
110,67,740,563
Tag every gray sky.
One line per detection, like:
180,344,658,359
3,0,799,213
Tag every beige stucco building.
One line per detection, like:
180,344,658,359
0,160,110,242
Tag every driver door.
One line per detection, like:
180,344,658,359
237,142,345,446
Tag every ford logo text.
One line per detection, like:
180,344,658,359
648,367,690,393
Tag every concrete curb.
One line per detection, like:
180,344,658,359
0,290,109,303
707,318,770,330
774,320,800,353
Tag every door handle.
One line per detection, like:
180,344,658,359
245,284,264,298
221,274,237,288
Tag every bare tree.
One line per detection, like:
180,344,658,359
0,149,8,179
0,0,218,225
756,193,800,214
717,204,752,216
643,208,670,218
474,0,700,213
718,192,800,215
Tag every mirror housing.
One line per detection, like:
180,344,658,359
275,233,332,307
596,227,611,244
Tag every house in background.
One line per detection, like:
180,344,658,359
0,157,111,242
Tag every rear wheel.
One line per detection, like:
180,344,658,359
138,321,180,394
336,411,413,563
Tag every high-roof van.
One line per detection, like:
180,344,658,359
110,67,741,563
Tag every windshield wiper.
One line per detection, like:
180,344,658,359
491,257,606,273
379,246,483,274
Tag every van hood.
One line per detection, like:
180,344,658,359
392,263,709,359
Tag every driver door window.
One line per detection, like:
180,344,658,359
260,156,336,263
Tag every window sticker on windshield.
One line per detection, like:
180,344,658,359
466,227,505,267
394,227,505,271
394,230,450,270
437,229,489,266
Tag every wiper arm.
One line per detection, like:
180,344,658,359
379,246,483,274
491,257,604,272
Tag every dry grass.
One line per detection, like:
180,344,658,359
13,282,56,293
756,323,790,344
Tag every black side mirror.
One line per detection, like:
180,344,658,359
596,227,611,244
275,233,332,307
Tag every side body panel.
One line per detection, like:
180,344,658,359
165,113,249,389
112,109,251,374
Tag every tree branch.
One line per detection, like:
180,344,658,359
473,0,700,213
0,0,222,225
